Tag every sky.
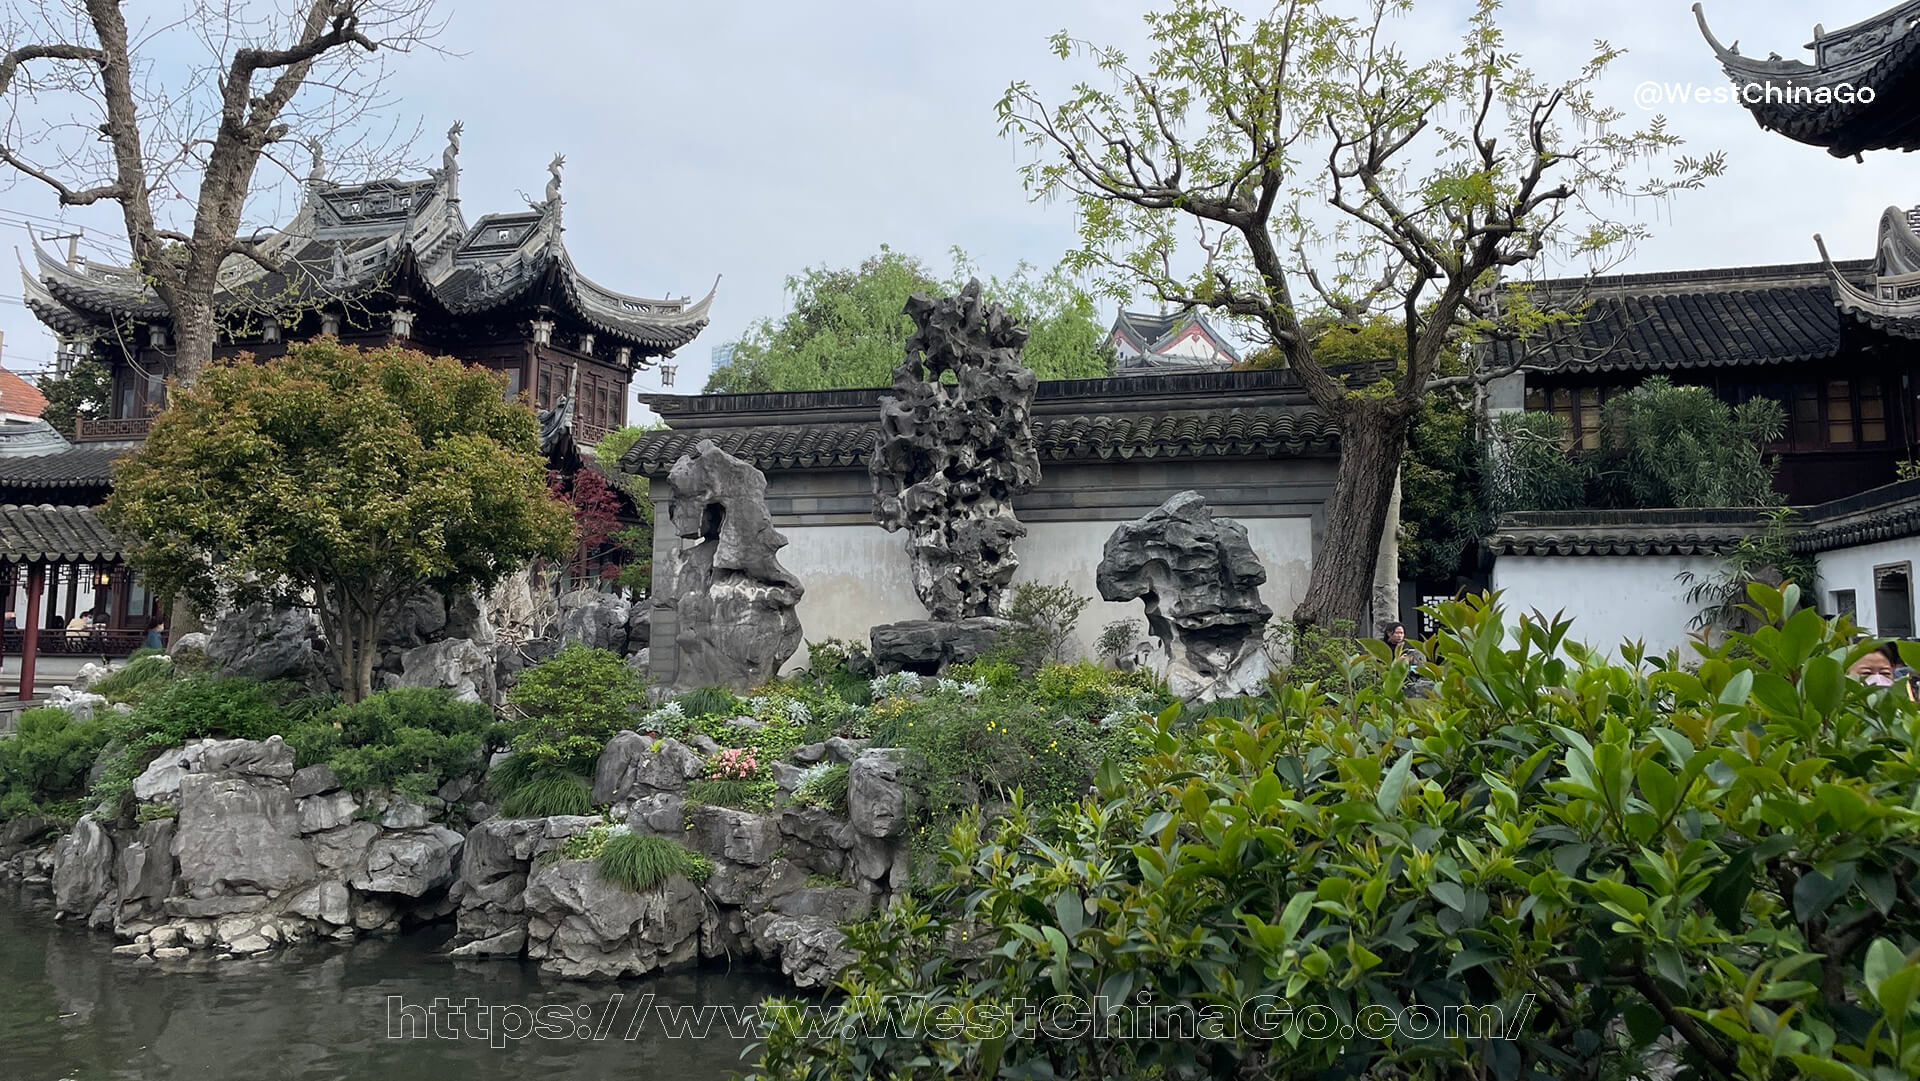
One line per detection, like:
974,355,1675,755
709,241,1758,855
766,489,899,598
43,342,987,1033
0,0,1913,410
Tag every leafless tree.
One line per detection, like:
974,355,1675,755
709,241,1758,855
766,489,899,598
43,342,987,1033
0,0,443,384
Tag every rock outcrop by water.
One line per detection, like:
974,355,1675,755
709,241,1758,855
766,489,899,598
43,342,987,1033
14,726,901,990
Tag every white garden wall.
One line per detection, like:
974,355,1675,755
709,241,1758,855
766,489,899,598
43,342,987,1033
1489,554,1720,659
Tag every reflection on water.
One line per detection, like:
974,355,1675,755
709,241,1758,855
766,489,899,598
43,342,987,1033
0,885,791,1081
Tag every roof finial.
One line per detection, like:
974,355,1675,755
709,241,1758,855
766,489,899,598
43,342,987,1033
441,121,462,203
306,138,326,187
329,241,347,286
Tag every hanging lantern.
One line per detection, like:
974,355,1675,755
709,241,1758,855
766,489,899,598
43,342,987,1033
530,318,555,346
391,308,416,339
261,319,281,343
660,364,677,387
320,311,342,336
578,333,595,356
147,323,168,350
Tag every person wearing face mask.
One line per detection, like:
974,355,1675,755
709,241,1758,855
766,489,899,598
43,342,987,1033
1847,646,1898,688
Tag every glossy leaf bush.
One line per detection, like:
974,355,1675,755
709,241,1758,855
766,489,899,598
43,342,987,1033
751,587,1920,1081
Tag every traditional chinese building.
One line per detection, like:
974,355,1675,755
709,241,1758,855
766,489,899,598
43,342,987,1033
0,126,710,674
1695,2,1920,158
19,124,713,452
1489,202,1920,505
1107,308,1241,373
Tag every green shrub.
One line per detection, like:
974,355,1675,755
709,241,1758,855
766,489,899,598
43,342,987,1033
986,580,1092,670
89,654,178,705
506,644,647,774
0,707,108,820
870,695,1108,832
288,687,491,797
598,830,709,891
791,762,849,814
1030,660,1159,718
1266,617,1374,691
752,587,1920,1081
1094,619,1139,664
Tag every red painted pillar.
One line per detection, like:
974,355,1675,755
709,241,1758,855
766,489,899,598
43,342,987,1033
20,563,44,700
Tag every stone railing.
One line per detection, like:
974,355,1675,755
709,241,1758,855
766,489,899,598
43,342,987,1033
73,415,155,442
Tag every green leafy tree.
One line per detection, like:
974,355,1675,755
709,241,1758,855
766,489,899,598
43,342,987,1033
591,424,662,594
1399,394,1488,585
103,340,575,701
705,246,1113,393
34,355,113,438
997,0,1721,626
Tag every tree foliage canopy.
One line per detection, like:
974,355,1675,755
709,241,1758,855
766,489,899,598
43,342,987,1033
996,0,1721,624
103,340,574,700
704,247,1113,393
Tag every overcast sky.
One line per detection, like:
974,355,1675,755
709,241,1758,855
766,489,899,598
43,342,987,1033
1,0,1912,406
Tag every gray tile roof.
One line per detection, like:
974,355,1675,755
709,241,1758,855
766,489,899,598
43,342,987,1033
625,406,1334,475
0,504,122,563
1486,260,1872,375
0,443,131,489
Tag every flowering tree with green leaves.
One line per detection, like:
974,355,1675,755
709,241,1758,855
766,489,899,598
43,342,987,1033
104,340,575,701
998,0,1723,626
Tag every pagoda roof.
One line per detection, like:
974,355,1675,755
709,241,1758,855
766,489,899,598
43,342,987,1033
1110,308,1242,365
0,503,122,565
19,137,713,361
1695,2,1920,157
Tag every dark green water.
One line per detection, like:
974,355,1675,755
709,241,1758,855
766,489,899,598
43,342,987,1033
0,886,793,1081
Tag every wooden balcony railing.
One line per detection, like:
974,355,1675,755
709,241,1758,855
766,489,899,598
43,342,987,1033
73,415,155,442
1,628,148,658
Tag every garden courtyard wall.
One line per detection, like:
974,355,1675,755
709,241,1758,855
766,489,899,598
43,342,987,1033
625,370,1390,682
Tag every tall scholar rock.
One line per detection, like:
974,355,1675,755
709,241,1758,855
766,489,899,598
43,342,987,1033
868,279,1040,672
666,440,804,689
1097,491,1273,701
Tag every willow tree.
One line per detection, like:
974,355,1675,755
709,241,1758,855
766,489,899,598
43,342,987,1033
999,0,1722,625
0,0,439,385
103,341,575,701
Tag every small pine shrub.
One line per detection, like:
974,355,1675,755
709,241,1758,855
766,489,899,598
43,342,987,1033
506,645,647,774
0,707,108,820
598,830,708,891
288,687,492,797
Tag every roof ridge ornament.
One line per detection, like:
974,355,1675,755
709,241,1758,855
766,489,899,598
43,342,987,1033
307,138,327,189
439,121,462,204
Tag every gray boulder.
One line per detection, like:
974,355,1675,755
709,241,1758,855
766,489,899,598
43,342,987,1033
591,737,701,802
351,827,463,897
848,749,910,839
1097,490,1273,702
869,617,1010,676
52,816,116,921
625,600,651,652
116,818,176,918
199,736,296,781
664,441,804,690
173,773,316,895
394,637,495,704
748,913,855,989
556,588,631,654
380,589,448,651
523,859,704,979
685,805,780,866
204,604,331,686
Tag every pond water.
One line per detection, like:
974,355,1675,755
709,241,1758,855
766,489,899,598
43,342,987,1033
0,886,793,1081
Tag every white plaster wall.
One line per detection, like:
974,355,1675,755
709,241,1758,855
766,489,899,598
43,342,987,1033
1815,536,1920,635
1489,555,1720,659
774,515,1317,673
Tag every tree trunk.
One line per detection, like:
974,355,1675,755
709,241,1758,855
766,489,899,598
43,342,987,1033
170,297,217,388
1294,398,1413,631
